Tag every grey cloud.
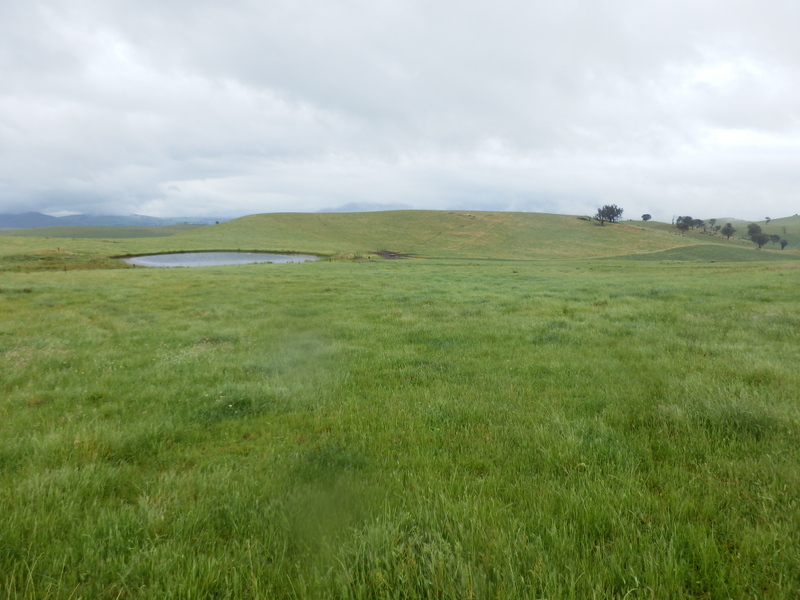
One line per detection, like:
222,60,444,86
1,0,799,219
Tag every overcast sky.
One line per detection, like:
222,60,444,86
2,0,799,221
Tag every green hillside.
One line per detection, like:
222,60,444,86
636,215,800,256
130,211,702,260
722,216,800,250
617,244,796,262
2,211,799,272
144,210,800,261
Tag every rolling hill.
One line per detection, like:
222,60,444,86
2,211,799,270
162,211,697,260
162,211,800,261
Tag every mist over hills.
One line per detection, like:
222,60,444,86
1,203,412,228
0,212,225,229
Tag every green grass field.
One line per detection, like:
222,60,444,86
2,212,800,598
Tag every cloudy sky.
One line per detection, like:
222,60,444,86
2,0,799,221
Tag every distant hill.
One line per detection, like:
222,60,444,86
0,212,61,228
0,224,206,239
0,212,225,229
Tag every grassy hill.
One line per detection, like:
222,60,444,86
2,211,799,272
720,215,800,250
170,211,697,260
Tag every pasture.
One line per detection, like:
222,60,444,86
2,212,799,598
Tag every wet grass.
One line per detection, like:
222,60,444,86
2,257,800,598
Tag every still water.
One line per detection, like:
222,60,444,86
122,252,320,267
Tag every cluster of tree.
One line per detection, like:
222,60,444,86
674,216,726,234
594,209,791,252
594,204,624,225
672,216,789,250
675,215,703,233
746,223,789,250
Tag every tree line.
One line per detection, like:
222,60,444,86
590,205,790,251
672,216,789,250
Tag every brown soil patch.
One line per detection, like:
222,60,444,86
375,250,412,259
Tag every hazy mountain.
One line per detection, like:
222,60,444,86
0,212,61,228
0,212,225,229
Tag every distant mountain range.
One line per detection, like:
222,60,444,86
0,212,226,229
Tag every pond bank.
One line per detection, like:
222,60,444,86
121,252,320,267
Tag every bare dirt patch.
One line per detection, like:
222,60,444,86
376,250,413,259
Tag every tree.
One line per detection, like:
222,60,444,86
595,204,624,225
751,232,770,249
747,223,762,237
641,214,652,221
675,216,692,234
765,217,771,224
721,223,736,239
708,218,717,229
770,234,780,245
780,239,789,250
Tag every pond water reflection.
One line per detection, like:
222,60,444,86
122,252,320,267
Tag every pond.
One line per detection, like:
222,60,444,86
121,252,321,267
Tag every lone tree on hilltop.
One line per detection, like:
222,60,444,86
595,204,624,225
721,223,736,239
765,217,771,224
641,214,652,221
